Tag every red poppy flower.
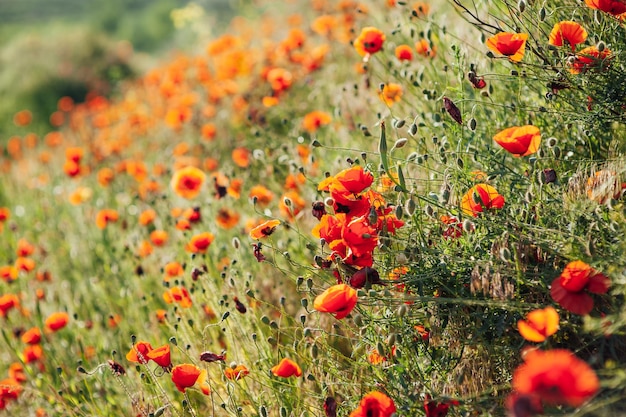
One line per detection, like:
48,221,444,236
186,232,215,253
460,184,505,217
569,45,612,74
493,125,541,157
302,111,332,133
163,286,193,308
354,27,386,56
271,358,302,378
0,293,19,317
395,44,413,61
171,166,206,199
171,364,210,394
342,215,378,256
21,327,42,345
517,307,559,342
512,349,599,407
379,83,403,106
549,21,587,51
314,284,358,319
126,341,154,363
424,394,459,417
146,344,171,368
550,260,610,315
349,391,396,417
96,209,119,229
486,32,528,62
584,0,626,16
45,312,69,332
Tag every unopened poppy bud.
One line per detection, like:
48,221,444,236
462,219,474,232
303,327,312,337
311,343,319,358
232,237,240,249
388,333,397,346
368,289,378,297
500,247,512,262
468,118,477,131
525,190,534,203
597,41,606,52
456,158,464,169
553,146,561,158
518,0,526,13
300,298,308,309
300,314,306,325
395,205,404,220
393,138,408,149
283,197,292,207
280,407,288,417
353,314,364,326
221,311,230,321
259,406,268,417
261,315,270,325
376,342,386,357
541,168,557,184
267,336,277,345
324,197,334,207
409,123,418,135
154,406,167,417
396,304,408,317
368,207,378,225
539,7,546,21
311,139,321,147
394,119,406,128
424,204,434,217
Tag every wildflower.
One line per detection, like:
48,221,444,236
324,397,338,417
97,168,114,187
302,110,332,133
584,0,626,16
550,260,610,315
395,45,413,61
493,125,541,157
8,363,27,383
146,344,172,368
45,312,69,332
163,286,193,308
13,109,32,127
21,327,42,345
171,166,206,199
96,209,119,229
16,238,35,257
512,349,599,407
0,294,19,317
232,147,251,168
171,364,210,394
224,364,249,380
267,68,293,93
216,208,240,229
460,184,505,217
549,21,587,51
349,391,396,417
569,45,612,74
423,394,459,417
486,32,528,62
415,38,436,58
186,232,215,253
22,344,43,363
249,219,281,240
354,27,386,56
200,351,226,363
150,230,168,246
271,358,302,378
249,185,275,205
126,341,154,363
0,266,18,282
314,284,358,319
379,83,403,106
517,307,559,342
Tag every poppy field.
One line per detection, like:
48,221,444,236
2,0,626,415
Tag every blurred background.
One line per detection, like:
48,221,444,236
0,0,234,135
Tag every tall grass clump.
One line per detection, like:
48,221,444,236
0,0,625,416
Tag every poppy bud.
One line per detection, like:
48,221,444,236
393,138,408,149
394,119,405,129
518,0,526,13
443,97,462,125
409,123,418,135
312,201,326,220
541,169,557,184
349,267,381,288
233,297,247,314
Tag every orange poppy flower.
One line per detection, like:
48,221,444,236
354,27,386,56
164,261,184,279
216,208,240,229
0,207,10,223
549,21,587,51
13,109,32,127
0,377,22,403
146,344,171,368
186,232,215,253
150,230,169,246
486,32,528,62
569,45,612,74
171,364,210,394
512,349,599,407
21,327,42,345
0,265,18,282
271,358,302,378
313,284,358,319
0,293,19,317
156,309,167,322
137,240,153,257
349,391,396,417
16,238,35,257
22,344,43,363
201,123,217,141
137,209,156,227
279,191,307,218
126,341,154,363
8,363,27,383
343,215,378,256
267,68,293,92
517,307,559,342
45,312,69,332
395,44,413,61
163,286,193,308
97,167,114,187
415,39,436,58
96,209,119,229
584,0,626,16
460,184,505,217
493,125,541,157
63,159,81,177
224,364,250,380
249,219,281,240
249,185,275,205
302,110,332,133
379,83,403,106
232,147,251,168
171,166,206,199
550,260,610,315
15,257,35,273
